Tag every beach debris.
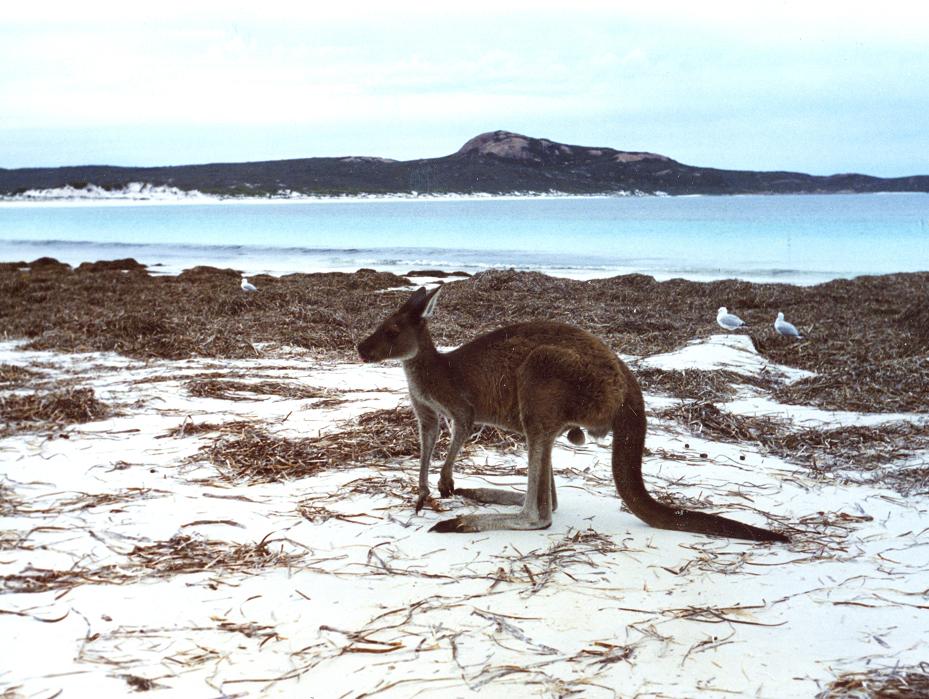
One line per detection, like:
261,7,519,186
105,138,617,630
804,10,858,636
716,306,747,330
0,363,40,388
241,275,258,292
774,311,802,338
185,377,330,401
2,262,928,410
76,258,147,273
0,386,110,435
774,355,929,414
634,366,781,402
657,400,788,446
126,533,306,579
162,417,258,438
1,534,306,594
658,399,929,495
817,664,929,698
194,427,337,484
190,405,521,485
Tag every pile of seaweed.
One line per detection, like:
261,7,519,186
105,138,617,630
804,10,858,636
0,363,39,388
818,664,929,698
0,258,410,360
189,405,520,485
0,387,110,436
634,366,781,402
2,260,927,412
658,400,929,495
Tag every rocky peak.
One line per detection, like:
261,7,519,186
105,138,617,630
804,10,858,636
456,130,671,163
456,131,537,159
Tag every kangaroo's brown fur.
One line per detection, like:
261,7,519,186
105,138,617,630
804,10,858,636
357,286,788,542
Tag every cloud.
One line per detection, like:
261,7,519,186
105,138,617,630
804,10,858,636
2,2,928,173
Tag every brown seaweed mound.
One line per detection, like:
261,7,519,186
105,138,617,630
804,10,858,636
0,387,110,433
2,261,928,412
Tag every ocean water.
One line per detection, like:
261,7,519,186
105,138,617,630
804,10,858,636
0,193,927,284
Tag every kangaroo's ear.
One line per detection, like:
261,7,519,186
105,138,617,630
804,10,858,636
400,285,443,320
421,285,442,319
399,287,428,315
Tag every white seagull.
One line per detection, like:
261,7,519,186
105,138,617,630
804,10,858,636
774,311,802,339
716,306,747,331
241,276,258,292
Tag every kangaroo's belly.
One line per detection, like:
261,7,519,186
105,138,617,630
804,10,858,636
450,321,630,432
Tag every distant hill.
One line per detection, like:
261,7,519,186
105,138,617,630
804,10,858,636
2,130,928,197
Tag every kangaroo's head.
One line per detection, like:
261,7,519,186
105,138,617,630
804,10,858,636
357,286,442,362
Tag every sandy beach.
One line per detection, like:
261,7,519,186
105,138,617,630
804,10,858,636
2,260,928,697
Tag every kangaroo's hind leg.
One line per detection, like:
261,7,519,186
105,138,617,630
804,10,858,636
431,349,568,533
430,429,556,532
457,467,555,509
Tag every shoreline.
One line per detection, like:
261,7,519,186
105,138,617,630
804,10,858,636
1,189,925,208
0,190,651,208
0,255,841,285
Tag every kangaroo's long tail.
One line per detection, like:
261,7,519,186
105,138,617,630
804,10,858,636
611,392,789,543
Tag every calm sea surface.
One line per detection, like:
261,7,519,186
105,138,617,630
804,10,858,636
1,194,927,284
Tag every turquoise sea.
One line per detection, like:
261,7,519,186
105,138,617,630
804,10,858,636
0,193,927,284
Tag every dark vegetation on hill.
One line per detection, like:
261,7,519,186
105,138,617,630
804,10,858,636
3,130,928,197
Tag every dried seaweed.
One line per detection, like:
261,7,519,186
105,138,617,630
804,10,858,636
0,363,39,387
192,405,521,485
774,421,929,471
818,664,929,698
186,378,329,401
354,406,522,459
656,400,789,445
126,534,304,578
2,534,305,594
0,386,110,434
494,528,628,593
2,562,132,593
635,367,781,402
0,261,411,360
195,427,335,483
775,356,929,413
0,481,19,517
659,399,929,495
11,487,165,515
163,418,258,438
3,261,929,411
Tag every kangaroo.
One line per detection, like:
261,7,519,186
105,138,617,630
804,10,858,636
357,286,788,542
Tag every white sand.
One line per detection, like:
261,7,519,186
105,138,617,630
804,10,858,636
1,337,927,698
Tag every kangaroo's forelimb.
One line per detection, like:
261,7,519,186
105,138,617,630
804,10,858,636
413,397,473,512
413,402,438,513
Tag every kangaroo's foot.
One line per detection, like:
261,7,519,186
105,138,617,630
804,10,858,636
454,487,525,506
415,488,431,514
438,475,455,498
430,510,552,533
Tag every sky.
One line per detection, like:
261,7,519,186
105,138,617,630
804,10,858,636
2,1,928,176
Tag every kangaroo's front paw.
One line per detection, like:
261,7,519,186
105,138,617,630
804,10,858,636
438,477,455,498
429,515,476,533
415,489,430,514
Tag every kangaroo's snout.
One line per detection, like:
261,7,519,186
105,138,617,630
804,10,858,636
356,338,376,363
